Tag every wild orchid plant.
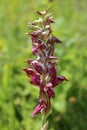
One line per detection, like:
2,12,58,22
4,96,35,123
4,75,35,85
23,9,68,129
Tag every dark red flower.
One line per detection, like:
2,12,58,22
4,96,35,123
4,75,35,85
29,60,44,74
32,98,46,117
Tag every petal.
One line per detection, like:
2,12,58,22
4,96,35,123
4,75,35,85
30,74,41,86
47,62,57,82
32,99,46,117
47,36,62,45
23,68,38,76
30,60,44,74
44,82,53,91
45,16,55,25
53,76,68,87
47,56,59,63
57,76,68,81
28,17,43,26
31,104,42,117
44,83,55,98
37,43,46,50
42,30,51,40
31,37,38,43
36,9,48,16
29,30,42,38
47,87,55,98
32,42,46,56
52,36,62,44
37,43,46,57
47,44,54,56
32,44,38,55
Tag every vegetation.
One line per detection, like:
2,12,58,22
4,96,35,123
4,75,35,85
0,0,87,130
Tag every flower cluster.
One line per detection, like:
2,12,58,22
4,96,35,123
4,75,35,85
23,9,68,117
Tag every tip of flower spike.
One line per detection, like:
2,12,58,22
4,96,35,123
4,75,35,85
36,8,49,16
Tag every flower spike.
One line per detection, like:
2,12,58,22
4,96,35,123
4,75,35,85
23,9,68,118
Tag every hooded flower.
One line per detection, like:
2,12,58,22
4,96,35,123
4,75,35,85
23,68,41,86
28,60,45,74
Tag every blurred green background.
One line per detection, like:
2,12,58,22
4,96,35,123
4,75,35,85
0,0,87,130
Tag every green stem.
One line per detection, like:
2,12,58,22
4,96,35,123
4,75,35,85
40,115,49,130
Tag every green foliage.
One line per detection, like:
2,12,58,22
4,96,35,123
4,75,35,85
0,0,87,130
